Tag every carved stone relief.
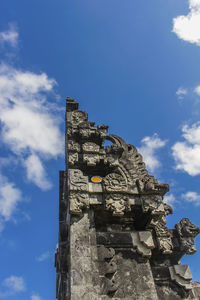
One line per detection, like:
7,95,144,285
69,192,90,215
103,173,128,193
83,154,100,166
175,218,200,255
149,218,173,254
105,193,130,216
71,110,88,125
82,142,100,153
68,152,79,166
69,169,88,192
142,195,166,216
68,140,80,152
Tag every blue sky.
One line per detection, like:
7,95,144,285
1,0,200,299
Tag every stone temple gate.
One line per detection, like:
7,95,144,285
55,97,200,300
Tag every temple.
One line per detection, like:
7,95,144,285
55,98,200,300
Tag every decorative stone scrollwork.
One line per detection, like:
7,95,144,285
69,192,89,215
68,153,78,166
175,218,200,255
83,154,100,166
105,193,130,216
103,173,127,193
68,140,80,152
82,142,100,153
71,110,88,125
169,265,193,290
69,169,88,192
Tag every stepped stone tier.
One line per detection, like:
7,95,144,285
55,97,200,300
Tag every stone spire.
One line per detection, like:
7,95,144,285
55,98,200,300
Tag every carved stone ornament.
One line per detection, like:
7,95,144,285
169,265,193,290
83,154,100,166
131,231,155,258
69,169,88,192
103,173,127,193
142,195,166,216
68,152,78,166
82,142,100,153
71,110,88,125
137,176,169,196
149,218,173,254
69,192,89,215
105,193,130,216
68,140,80,152
175,218,200,255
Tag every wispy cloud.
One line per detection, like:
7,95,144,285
172,122,200,175
0,24,19,48
24,154,52,191
182,191,200,206
163,193,177,207
138,134,167,173
36,251,51,262
31,294,43,300
176,87,188,100
172,0,200,46
194,85,200,96
0,174,22,231
0,275,25,298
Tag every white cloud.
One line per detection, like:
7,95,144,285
3,276,25,293
138,134,167,173
0,174,22,231
172,122,200,175
182,191,200,206
164,193,177,207
176,87,188,99
31,294,43,300
36,251,50,262
0,63,64,190
0,275,26,297
172,0,200,46
194,85,200,96
0,24,19,47
24,154,52,191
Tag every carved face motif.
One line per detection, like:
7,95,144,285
179,218,200,238
71,111,87,125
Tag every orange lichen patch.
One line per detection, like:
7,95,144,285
91,176,102,183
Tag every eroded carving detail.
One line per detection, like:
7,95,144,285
105,193,130,216
69,169,88,191
98,246,118,295
103,173,127,193
175,218,200,255
68,140,80,152
83,154,100,166
68,152,78,166
71,110,88,125
69,192,89,215
82,142,100,153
